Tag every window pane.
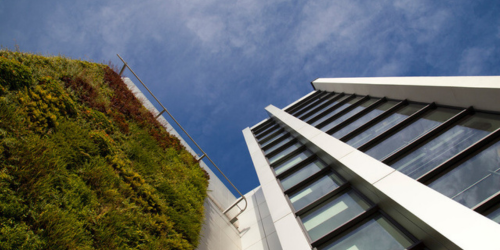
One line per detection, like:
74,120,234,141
280,160,327,190
289,173,343,211
274,150,313,175
291,92,332,116
255,124,279,138
268,142,302,164
320,215,413,250
365,107,458,160
301,190,371,241
264,136,294,155
302,95,350,121
428,139,500,208
259,129,286,145
311,97,365,127
347,104,425,148
392,113,500,179
320,99,379,132
487,206,500,224
332,101,398,139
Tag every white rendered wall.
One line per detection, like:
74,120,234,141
238,187,282,250
122,77,241,250
243,128,312,250
265,104,500,250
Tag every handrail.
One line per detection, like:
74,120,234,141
116,54,247,222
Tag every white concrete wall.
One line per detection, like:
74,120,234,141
239,187,282,250
198,198,242,250
243,128,311,250
312,76,500,112
122,77,242,250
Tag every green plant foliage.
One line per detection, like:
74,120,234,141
0,50,208,250
0,55,33,90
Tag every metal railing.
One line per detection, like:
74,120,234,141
117,54,247,224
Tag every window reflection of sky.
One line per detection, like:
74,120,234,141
392,113,500,180
290,93,330,116
268,142,302,164
300,95,345,120
301,191,370,241
347,104,424,148
289,173,342,211
320,215,412,250
319,98,378,132
273,150,312,175
487,206,500,223
332,101,398,139
280,160,326,190
429,139,500,208
264,136,293,154
365,108,458,160
303,95,351,122
311,97,367,127
259,130,286,147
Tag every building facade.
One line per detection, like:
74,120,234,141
243,76,500,250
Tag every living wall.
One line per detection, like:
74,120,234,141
0,50,209,250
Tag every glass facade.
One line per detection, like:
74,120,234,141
319,99,379,132
486,205,500,223
332,101,398,139
310,96,365,127
264,136,294,154
301,190,371,241
274,149,313,175
299,94,344,120
280,159,327,190
268,142,302,164
250,83,500,249
259,130,286,148
392,113,500,179
346,104,424,148
289,172,343,211
364,107,459,160
252,119,419,248
302,95,351,122
319,215,414,250
428,139,500,208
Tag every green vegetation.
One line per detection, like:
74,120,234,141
0,50,209,249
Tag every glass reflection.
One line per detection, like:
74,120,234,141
392,113,500,179
320,99,378,132
486,205,500,224
428,139,500,208
268,142,302,164
332,101,398,139
280,160,327,190
365,108,458,160
347,104,425,148
301,95,350,122
289,173,343,211
259,130,287,147
255,124,278,138
274,150,313,175
301,190,371,241
310,97,365,127
264,136,294,155
291,92,331,116
320,215,413,250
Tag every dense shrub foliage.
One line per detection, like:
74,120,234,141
0,51,208,249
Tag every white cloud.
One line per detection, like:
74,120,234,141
459,47,495,75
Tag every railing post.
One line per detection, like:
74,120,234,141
116,54,248,224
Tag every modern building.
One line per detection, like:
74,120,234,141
127,75,500,250
242,76,500,250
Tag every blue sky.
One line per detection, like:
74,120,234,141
1,0,500,195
